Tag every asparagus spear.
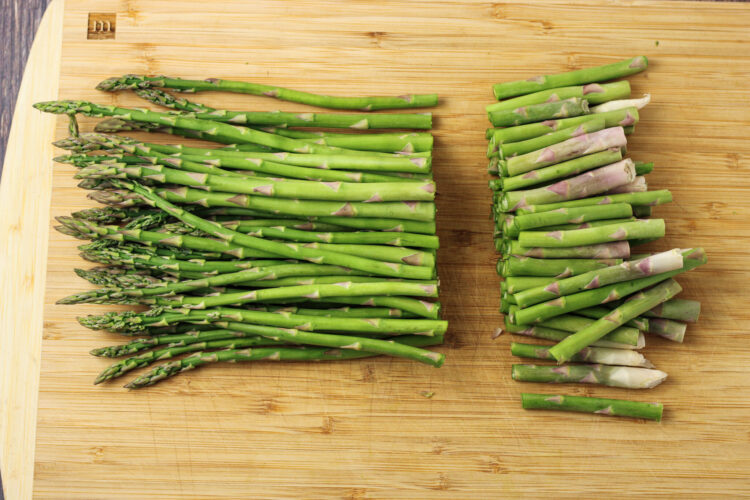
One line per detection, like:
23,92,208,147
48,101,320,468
501,322,644,349
35,101,416,156
502,240,630,259
498,257,622,278
575,307,687,343
499,160,636,212
98,74,439,110
607,176,647,194
505,315,640,346
512,363,667,389
492,56,648,99
513,249,684,308
488,97,589,128
510,342,653,368
496,149,623,192
592,94,650,113
504,203,633,238
75,162,436,203
486,81,630,113
501,276,555,294
511,248,707,325
518,219,664,248
132,87,434,130
502,127,627,177
643,298,701,322
487,108,638,144
520,393,663,421
513,190,673,214
548,279,683,363
489,118,605,159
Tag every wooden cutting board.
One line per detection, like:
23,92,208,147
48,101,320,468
2,0,750,497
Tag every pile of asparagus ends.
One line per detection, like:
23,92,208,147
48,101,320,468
35,77,446,388
487,57,705,422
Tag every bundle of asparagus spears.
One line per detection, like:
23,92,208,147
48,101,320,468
35,77,447,388
487,57,706,421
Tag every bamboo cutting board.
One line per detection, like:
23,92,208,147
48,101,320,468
4,0,750,497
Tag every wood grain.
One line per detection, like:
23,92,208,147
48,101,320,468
6,0,750,497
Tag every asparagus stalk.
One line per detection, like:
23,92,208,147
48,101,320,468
501,276,556,294
497,149,623,192
513,249,684,308
97,74,439,110
502,240,630,259
592,94,650,113
75,161,436,203
489,118,605,159
505,315,640,346
511,248,707,325
35,101,413,156
607,176,647,194
500,160,636,212
498,257,622,278
643,298,701,322
487,81,630,114
514,190,673,214
575,307,687,343
633,205,652,218
132,87,434,130
511,363,667,389
501,322,644,349
520,393,663,421
487,108,638,144
510,342,653,368
488,97,589,128
518,219,664,248
548,279,683,363
502,127,627,177
492,56,648,99
504,203,633,238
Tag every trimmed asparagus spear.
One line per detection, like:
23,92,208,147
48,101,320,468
502,240,630,259
520,393,663,421
487,81,630,114
502,276,557,294
513,249,684,308
132,87,434,130
510,342,653,368
511,248,707,325
514,190,673,214
512,363,666,389
505,203,633,238
498,257,622,278
74,161,436,203
500,160,636,212
592,94,650,113
607,176,647,194
576,307,687,343
518,219,664,248
497,149,623,192
97,74,439,111
492,56,648,99
643,298,701,322
501,322,644,349
548,278,683,363
504,127,627,177
488,108,638,144
489,118,605,159
505,315,640,346
488,97,589,128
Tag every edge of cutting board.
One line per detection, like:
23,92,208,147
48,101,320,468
0,1,64,498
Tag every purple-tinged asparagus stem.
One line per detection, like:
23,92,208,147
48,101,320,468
503,203,633,238
499,160,636,212
502,240,630,259
607,176,647,194
503,126,628,177
512,363,667,389
510,342,653,368
513,190,673,215
521,393,663,421
517,218,664,248
547,278,683,363
513,249,684,308
488,97,589,128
